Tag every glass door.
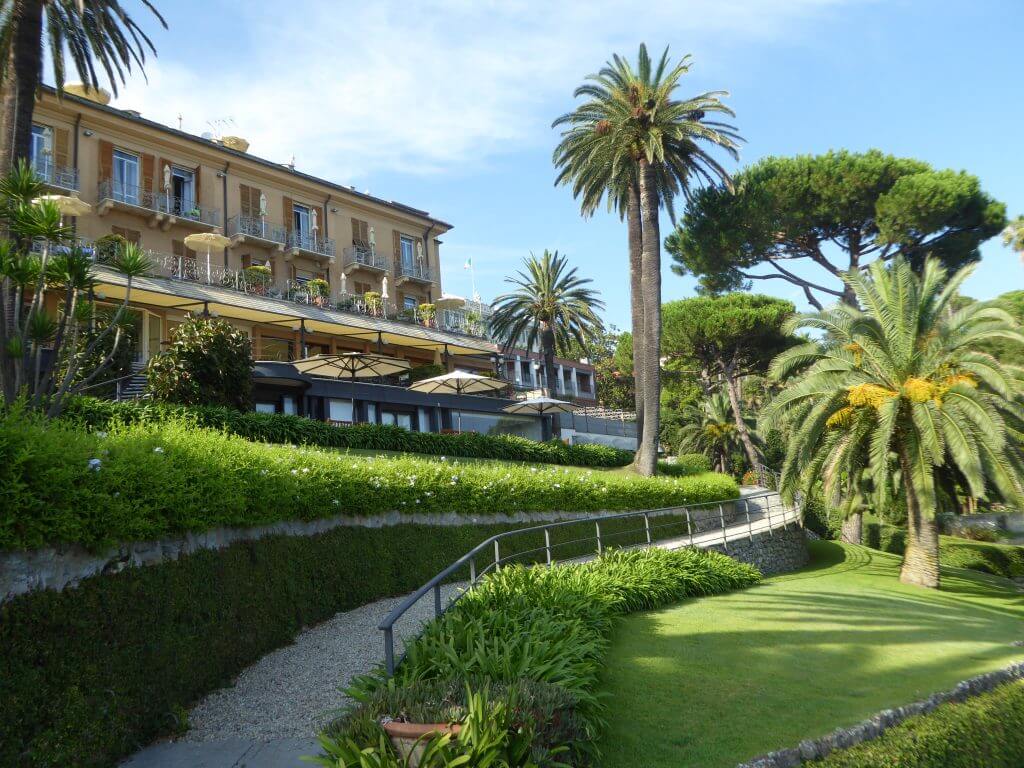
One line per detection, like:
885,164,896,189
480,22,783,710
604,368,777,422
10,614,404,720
113,150,140,204
171,167,195,217
146,314,162,361
293,204,311,248
30,124,53,179
400,236,415,272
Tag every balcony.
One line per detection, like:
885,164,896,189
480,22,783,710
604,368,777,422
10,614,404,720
341,245,387,274
285,230,335,264
395,260,433,286
227,213,287,251
96,180,221,231
31,157,78,192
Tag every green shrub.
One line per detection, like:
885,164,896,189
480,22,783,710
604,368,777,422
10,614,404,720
62,396,635,468
814,680,1024,768
0,410,737,551
145,317,254,409
803,490,844,540
660,453,712,477
339,548,761,761
865,523,1024,580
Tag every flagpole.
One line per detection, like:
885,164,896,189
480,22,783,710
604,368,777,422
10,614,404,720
471,260,478,303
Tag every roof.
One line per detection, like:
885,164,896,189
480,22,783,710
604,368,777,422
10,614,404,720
92,265,495,357
39,84,453,231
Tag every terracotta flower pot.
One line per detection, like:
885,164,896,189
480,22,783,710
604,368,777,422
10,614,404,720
382,721,461,766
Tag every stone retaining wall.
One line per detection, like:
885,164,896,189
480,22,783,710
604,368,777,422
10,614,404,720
704,524,809,576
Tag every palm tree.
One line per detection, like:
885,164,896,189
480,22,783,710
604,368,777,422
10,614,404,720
0,0,166,174
1004,215,1024,263
766,256,1024,588
489,250,604,401
551,44,741,475
675,388,750,473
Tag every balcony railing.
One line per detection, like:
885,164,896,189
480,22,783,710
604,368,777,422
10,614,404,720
395,260,433,282
31,157,79,191
226,213,287,246
97,180,220,227
342,245,387,272
287,230,335,259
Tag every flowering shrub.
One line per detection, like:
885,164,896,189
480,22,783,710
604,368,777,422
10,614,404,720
0,410,738,551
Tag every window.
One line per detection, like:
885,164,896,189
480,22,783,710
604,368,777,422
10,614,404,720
111,226,141,245
282,396,297,416
400,235,415,269
146,313,162,360
365,403,377,423
577,372,592,393
170,167,195,215
260,336,292,361
354,281,371,295
30,124,53,175
113,150,140,204
255,402,276,414
520,360,532,385
382,410,413,430
329,399,353,424
293,203,311,238
450,411,542,440
403,295,417,310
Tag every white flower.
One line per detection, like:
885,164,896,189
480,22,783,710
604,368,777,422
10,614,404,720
153,447,164,454
302,468,309,473
440,456,447,462
95,431,108,439
530,467,538,473
333,499,340,506
554,484,561,489
290,469,298,475
88,458,102,471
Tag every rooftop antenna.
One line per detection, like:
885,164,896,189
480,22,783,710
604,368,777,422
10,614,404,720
177,113,183,130
288,154,296,170
205,116,236,141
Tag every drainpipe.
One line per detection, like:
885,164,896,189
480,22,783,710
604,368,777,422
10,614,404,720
422,223,435,302
220,162,230,266
323,194,332,290
71,113,82,235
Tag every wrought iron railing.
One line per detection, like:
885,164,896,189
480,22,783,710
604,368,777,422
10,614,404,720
226,213,288,245
31,157,79,191
287,230,335,259
97,180,220,226
395,260,432,282
342,245,387,271
377,488,802,675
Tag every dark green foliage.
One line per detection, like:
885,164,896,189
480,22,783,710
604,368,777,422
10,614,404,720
62,396,636,467
406,363,446,382
145,317,254,409
802,490,844,539
661,453,712,477
814,680,1024,768
343,548,760,761
69,306,139,396
865,523,1024,580
0,410,736,550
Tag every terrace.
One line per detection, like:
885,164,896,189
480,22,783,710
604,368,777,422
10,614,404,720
31,156,79,192
96,180,221,230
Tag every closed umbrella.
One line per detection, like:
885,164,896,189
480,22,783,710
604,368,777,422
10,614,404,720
184,231,231,284
340,271,347,297
410,370,509,432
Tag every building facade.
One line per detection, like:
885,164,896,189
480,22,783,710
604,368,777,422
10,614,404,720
27,85,599,435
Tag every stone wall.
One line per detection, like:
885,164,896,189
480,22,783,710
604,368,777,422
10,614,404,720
704,524,810,576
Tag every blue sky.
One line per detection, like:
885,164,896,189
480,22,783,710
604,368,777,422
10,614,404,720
101,0,1022,330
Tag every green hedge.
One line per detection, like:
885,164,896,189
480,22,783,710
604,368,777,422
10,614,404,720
814,680,1024,767
866,523,1024,580
0,411,737,551
62,396,634,468
658,453,712,477
337,548,761,762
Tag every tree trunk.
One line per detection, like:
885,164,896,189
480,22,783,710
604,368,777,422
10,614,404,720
626,178,644,447
840,510,863,545
633,158,661,477
540,321,557,399
723,370,760,471
0,0,44,177
898,448,940,588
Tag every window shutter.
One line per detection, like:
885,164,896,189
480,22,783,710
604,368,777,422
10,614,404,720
142,153,155,192
283,196,293,231
99,140,113,181
193,164,201,206
393,230,401,258
54,127,70,167
172,239,196,260
240,184,252,217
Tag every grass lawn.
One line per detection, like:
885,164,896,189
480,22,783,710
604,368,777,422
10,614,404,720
598,540,1024,767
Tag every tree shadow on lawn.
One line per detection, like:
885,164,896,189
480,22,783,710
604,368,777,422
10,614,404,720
597,541,1024,768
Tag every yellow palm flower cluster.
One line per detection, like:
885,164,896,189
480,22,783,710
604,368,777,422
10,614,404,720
902,377,938,403
826,406,856,428
842,342,864,364
847,383,898,409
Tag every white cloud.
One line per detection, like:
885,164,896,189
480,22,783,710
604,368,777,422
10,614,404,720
110,0,858,181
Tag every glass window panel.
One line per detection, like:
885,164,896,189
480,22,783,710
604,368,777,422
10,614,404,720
329,399,353,423
282,396,296,415
450,411,541,440
113,150,139,204
260,336,292,361
255,402,276,414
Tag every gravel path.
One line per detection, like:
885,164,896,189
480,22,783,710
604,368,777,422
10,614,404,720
181,583,464,742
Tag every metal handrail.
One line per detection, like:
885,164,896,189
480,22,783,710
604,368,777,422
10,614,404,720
377,488,802,675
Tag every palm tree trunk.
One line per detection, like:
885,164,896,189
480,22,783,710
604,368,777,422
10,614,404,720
634,158,661,477
840,510,863,545
898,448,940,588
0,0,44,176
723,370,760,471
541,321,557,400
626,178,644,447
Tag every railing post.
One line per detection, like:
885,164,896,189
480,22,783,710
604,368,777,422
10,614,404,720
643,513,652,545
383,627,395,677
767,499,775,537
719,504,728,552
744,499,753,541
469,557,476,584
544,528,552,566
494,539,501,572
685,509,693,547
595,521,602,555
433,583,442,618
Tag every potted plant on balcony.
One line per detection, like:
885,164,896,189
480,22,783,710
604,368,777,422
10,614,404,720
364,291,383,317
306,277,331,307
242,264,272,295
418,302,436,328
94,233,129,265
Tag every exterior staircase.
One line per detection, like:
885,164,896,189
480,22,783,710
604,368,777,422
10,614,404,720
116,361,149,400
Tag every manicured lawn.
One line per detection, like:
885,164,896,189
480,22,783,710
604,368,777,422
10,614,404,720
598,540,1024,767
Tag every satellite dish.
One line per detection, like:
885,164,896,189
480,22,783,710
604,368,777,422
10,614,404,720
201,131,214,140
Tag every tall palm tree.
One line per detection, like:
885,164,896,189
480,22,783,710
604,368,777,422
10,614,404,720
489,250,604,401
551,44,741,475
1004,215,1024,263
0,0,166,174
675,388,751,473
765,256,1024,588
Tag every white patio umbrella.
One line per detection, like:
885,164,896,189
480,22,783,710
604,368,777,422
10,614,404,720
293,352,411,381
502,397,574,415
33,194,91,218
410,370,509,432
184,231,231,284
434,294,466,310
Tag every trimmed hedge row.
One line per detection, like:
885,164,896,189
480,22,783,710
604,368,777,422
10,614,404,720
815,679,1024,767
61,396,635,468
0,411,737,551
0,506,725,768
865,523,1024,580
658,453,712,477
